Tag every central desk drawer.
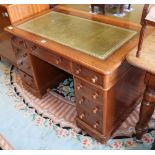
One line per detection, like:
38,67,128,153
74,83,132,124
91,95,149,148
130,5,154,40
72,63,104,87
27,42,71,72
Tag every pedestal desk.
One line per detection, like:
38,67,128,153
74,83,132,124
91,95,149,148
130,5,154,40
5,8,148,143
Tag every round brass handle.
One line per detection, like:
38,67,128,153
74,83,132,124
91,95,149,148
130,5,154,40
91,76,98,83
55,58,61,65
93,122,99,129
77,84,82,90
75,68,81,74
93,107,98,114
79,113,85,119
78,97,85,104
92,92,99,99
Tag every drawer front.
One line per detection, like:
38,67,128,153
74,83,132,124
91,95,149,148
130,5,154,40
77,107,103,132
74,77,103,105
11,36,27,49
18,70,36,89
27,41,71,72
13,45,32,76
72,63,103,87
76,96,103,117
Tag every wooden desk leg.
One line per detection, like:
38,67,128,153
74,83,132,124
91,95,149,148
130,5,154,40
135,87,155,140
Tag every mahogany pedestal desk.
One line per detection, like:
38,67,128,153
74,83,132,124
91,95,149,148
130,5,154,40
5,9,147,143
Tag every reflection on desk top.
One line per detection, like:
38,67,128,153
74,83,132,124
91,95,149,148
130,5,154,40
17,11,137,60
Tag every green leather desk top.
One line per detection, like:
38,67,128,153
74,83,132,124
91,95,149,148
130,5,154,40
17,11,137,60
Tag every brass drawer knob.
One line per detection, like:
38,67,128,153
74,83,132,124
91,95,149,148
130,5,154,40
75,68,81,74
93,107,98,114
77,84,82,90
78,97,85,104
93,122,99,129
92,92,99,99
79,113,85,119
91,76,98,83
55,58,61,65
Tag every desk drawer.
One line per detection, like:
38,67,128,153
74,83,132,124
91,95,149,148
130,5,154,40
27,42,71,72
74,77,104,105
11,36,27,49
76,96,103,116
72,63,104,87
18,70,37,89
77,107,103,132
13,45,32,76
